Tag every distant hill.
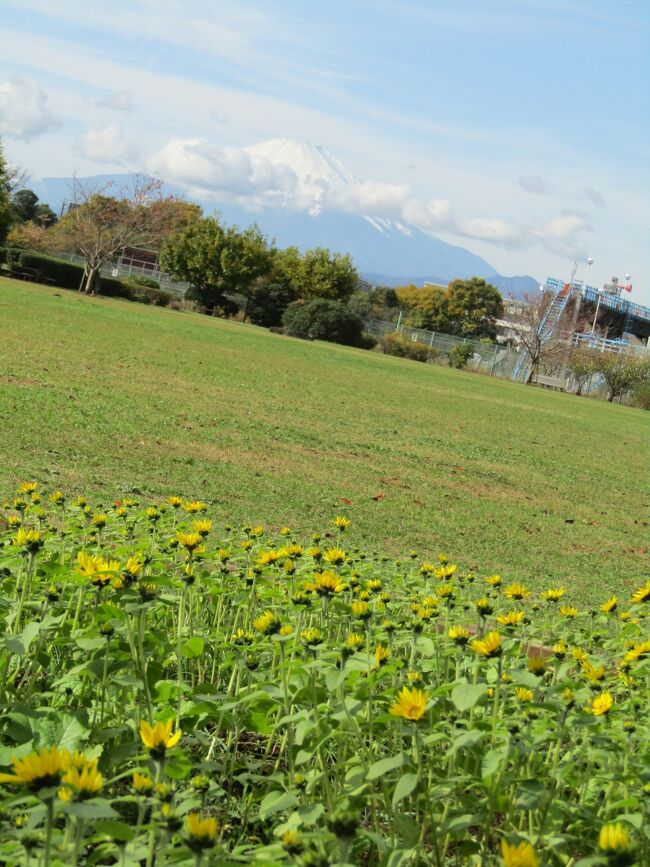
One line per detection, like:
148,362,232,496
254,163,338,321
32,139,540,297
485,274,541,298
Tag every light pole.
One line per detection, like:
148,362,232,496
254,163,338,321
584,256,594,289
590,288,602,336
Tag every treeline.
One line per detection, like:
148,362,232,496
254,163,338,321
0,141,505,350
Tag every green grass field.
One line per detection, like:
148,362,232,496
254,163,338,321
1,277,647,601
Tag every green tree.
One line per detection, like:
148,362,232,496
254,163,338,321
160,217,272,317
444,277,503,338
597,353,650,403
347,291,372,319
275,246,358,302
396,284,450,331
368,285,399,320
282,298,365,346
247,278,297,327
567,347,600,395
11,188,39,223
0,140,12,244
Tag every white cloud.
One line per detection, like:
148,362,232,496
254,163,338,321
0,76,60,140
518,175,550,195
531,213,590,257
147,137,298,206
401,197,452,231
92,89,133,111
455,216,525,245
327,180,410,217
77,124,137,164
145,136,584,254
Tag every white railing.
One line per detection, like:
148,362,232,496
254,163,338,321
569,332,647,355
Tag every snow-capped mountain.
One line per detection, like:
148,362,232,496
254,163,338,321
32,138,539,293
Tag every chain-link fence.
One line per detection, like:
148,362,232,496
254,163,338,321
364,318,522,379
57,252,189,295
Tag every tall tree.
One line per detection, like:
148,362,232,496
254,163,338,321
444,277,504,338
11,188,39,223
160,217,272,317
396,283,450,331
54,176,189,294
0,140,12,244
275,246,358,302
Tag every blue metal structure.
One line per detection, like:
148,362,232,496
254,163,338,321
511,277,650,382
581,285,650,325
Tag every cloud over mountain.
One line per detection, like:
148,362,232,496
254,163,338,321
0,76,60,140
78,125,138,165
145,136,589,260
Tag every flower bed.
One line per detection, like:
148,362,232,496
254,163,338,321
0,484,648,865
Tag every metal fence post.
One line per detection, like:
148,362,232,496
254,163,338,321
489,344,498,376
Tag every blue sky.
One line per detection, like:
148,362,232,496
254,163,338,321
0,0,648,300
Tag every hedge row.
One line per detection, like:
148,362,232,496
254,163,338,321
1,249,176,307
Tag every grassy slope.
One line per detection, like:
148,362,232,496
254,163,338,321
1,277,647,601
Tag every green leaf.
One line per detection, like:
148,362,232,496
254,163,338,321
325,667,348,692
39,714,89,752
481,748,507,780
414,636,434,656
182,636,205,658
65,799,117,820
451,683,486,712
394,813,420,847
75,637,106,651
20,621,42,654
258,790,299,819
392,772,419,807
447,730,484,758
383,848,416,867
296,803,324,825
615,813,645,830
93,820,135,842
3,622,41,657
164,752,192,780
510,669,543,689
443,813,476,833
367,753,406,781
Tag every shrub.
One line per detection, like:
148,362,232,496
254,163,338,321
630,379,650,410
6,247,23,268
380,331,433,362
98,276,134,299
448,343,474,369
358,331,378,350
125,282,175,306
567,347,600,395
17,251,84,289
597,353,650,403
0,246,8,264
282,298,365,346
247,280,297,327
138,286,175,306
127,275,161,289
